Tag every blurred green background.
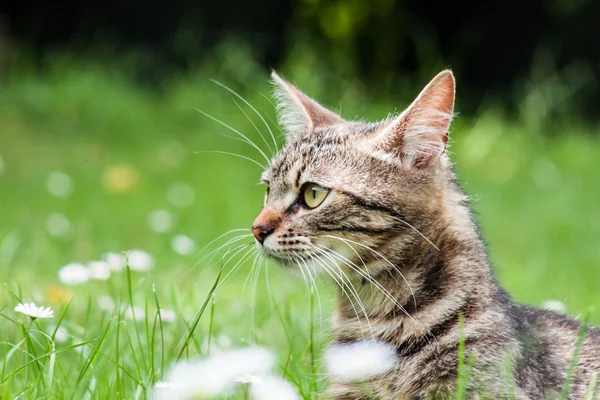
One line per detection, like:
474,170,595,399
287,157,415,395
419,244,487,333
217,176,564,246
0,0,599,397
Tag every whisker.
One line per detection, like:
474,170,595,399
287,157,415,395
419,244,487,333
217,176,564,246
193,150,266,170
191,234,254,273
392,217,440,251
213,245,257,292
318,239,436,344
309,248,374,340
310,248,377,340
194,228,252,259
299,257,324,338
211,79,279,154
193,107,271,164
322,235,417,310
232,99,275,156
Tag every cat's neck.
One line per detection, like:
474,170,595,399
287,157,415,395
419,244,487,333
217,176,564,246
332,181,500,343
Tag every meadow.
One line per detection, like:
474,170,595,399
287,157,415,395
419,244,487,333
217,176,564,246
0,52,599,398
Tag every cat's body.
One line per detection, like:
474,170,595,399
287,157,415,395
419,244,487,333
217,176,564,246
252,70,600,399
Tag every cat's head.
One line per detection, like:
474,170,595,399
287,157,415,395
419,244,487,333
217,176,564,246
253,71,455,276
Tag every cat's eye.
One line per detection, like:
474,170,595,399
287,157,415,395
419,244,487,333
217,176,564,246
302,183,329,209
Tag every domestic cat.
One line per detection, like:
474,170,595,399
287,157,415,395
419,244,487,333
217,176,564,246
252,70,600,399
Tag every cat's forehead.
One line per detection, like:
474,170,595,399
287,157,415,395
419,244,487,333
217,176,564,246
265,121,382,182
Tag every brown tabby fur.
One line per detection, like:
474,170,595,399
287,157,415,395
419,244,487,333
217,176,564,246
252,70,600,399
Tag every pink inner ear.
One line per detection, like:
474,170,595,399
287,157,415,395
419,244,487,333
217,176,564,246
271,71,343,136
378,70,455,168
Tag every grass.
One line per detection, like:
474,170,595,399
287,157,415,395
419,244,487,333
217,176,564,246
0,52,599,398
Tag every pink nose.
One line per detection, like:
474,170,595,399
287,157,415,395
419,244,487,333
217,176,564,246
252,225,273,244
252,208,282,245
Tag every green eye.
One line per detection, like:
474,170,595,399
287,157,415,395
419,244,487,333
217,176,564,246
302,183,329,209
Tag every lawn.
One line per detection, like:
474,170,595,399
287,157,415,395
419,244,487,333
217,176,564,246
0,55,599,398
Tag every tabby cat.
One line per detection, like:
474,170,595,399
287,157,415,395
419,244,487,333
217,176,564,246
251,70,600,399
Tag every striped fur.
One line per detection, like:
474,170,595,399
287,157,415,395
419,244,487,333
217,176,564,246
253,70,600,399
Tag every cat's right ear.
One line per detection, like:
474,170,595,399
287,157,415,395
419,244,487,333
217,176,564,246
271,71,343,137
369,70,455,169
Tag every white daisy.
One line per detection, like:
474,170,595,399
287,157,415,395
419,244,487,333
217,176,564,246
235,374,263,384
159,308,177,323
124,306,146,321
126,249,154,271
542,299,567,314
45,213,71,238
88,261,111,280
170,234,196,256
154,381,180,389
103,252,127,272
97,295,116,312
249,376,300,400
325,340,396,383
15,303,54,320
147,209,174,233
58,262,90,285
46,170,74,198
167,182,195,208
49,325,69,343
165,347,274,398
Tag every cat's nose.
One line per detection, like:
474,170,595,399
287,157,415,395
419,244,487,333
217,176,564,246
252,208,282,245
252,225,274,244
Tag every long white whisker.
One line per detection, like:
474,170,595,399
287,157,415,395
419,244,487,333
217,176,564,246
299,257,323,338
322,235,417,310
318,239,435,344
195,229,252,258
214,246,257,292
193,150,266,170
309,248,374,340
211,79,279,153
193,108,271,164
392,217,440,251
232,99,275,156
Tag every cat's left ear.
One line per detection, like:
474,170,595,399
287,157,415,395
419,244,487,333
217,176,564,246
271,71,344,137
372,70,455,169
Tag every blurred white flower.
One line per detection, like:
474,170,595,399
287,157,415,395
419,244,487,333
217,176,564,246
45,213,71,237
59,263,90,285
165,347,274,398
250,376,300,400
126,249,154,271
0,155,5,176
49,325,69,343
217,334,233,349
170,234,196,256
325,340,396,383
167,182,195,208
147,209,174,233
159,308,177,323
124,306,146,321
201,333,233,354
88,261,111,280
46,170,74,198
103,252,127,272
154,381,180,390
542,299,567,314
97,295,116,312
15,303,54,320
235,374,263,384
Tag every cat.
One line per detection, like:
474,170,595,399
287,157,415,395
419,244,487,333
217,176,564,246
252,70,600,399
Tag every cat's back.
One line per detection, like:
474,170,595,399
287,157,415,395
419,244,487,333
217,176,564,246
508,303,600,398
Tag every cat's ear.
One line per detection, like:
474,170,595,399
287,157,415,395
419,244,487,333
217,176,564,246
373,70,455,169
271,71,343,137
